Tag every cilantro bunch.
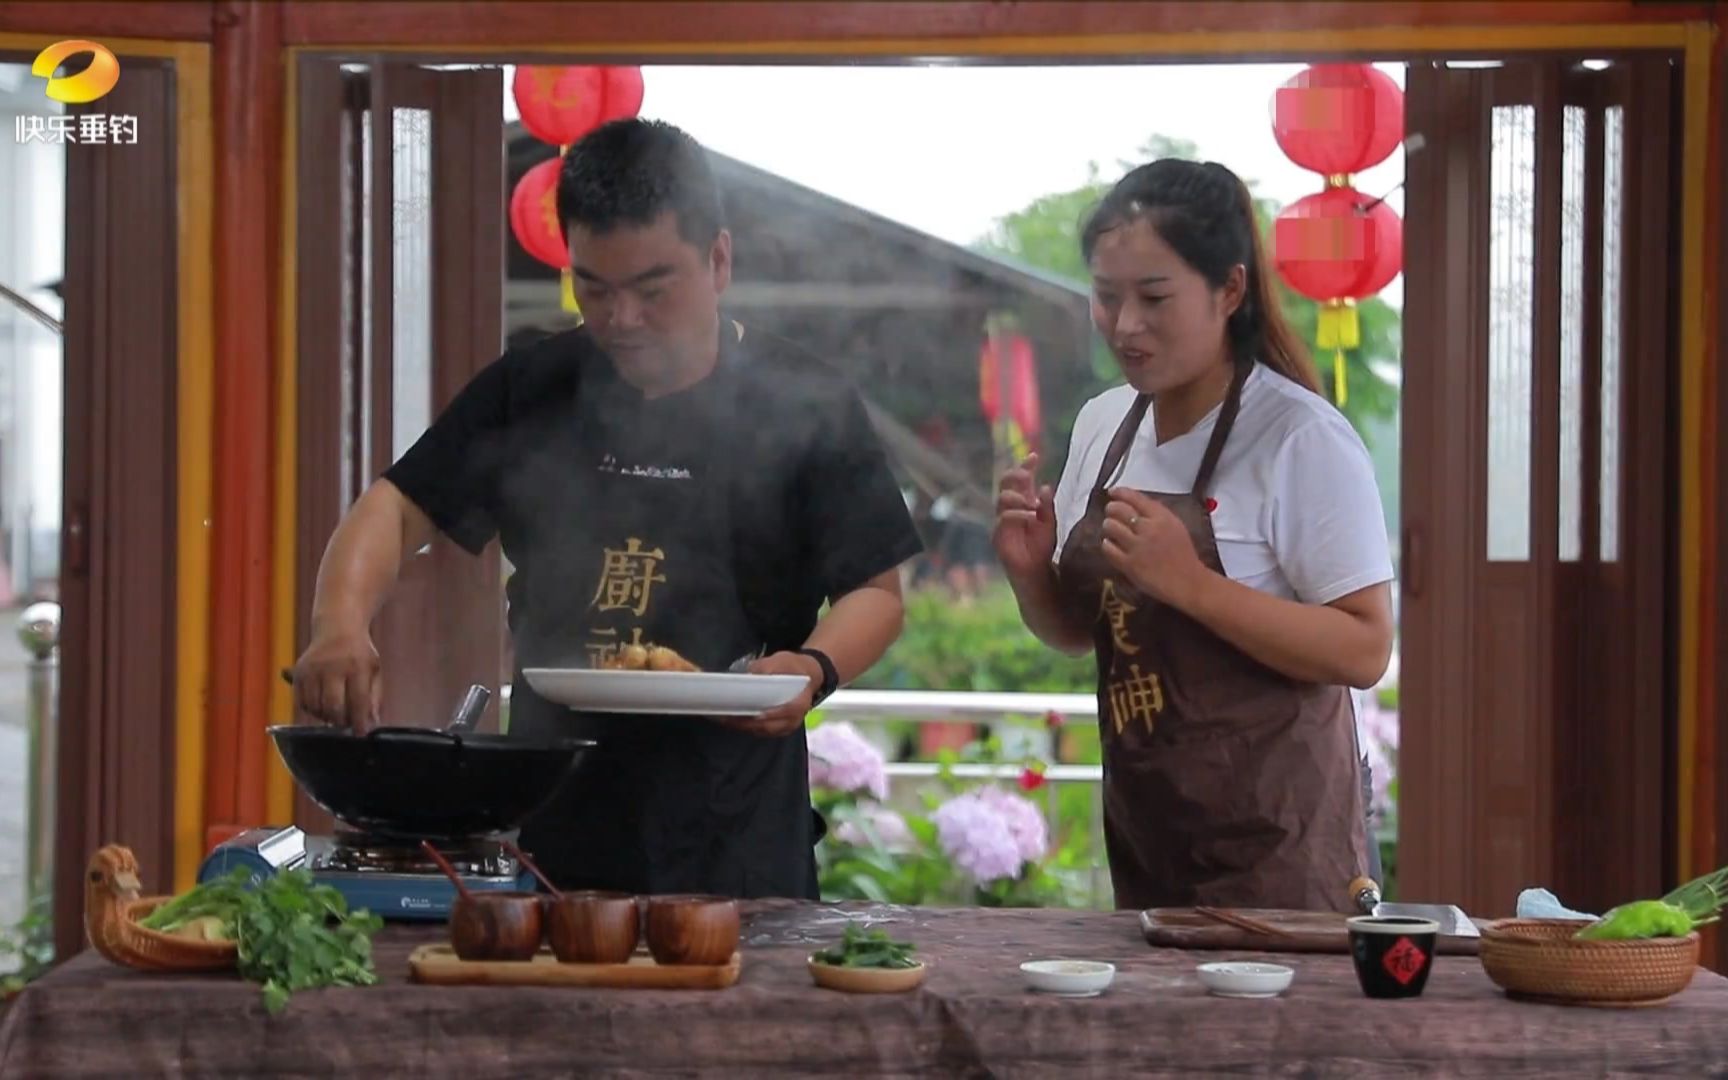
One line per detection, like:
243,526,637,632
140,867,383,1012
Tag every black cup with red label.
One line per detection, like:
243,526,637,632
1347,915,1439,998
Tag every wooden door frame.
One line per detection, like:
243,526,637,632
0,41,203,962
291,56,505,825
1400,55,1679,920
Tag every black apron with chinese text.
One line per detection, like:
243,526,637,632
1056,362,1369,912
507,328,817,899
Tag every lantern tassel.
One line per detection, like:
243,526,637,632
560,269,580,318
558,142,581,319
1315,299,1360,407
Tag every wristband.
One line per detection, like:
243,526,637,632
795,647,840,706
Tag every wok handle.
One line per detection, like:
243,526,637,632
367,726,463,746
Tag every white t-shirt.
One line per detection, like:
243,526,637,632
1052,365,1394,606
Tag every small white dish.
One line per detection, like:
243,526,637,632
1196,961,1294,999
1020,959,1116,997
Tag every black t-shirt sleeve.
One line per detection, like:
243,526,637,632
798,387,925,599
382,353,514,555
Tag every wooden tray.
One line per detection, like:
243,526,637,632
408,944,742,989
1139,908,1484,956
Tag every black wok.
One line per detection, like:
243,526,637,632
267,725,595,839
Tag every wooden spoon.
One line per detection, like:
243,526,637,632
420,840,475,902
499,838,562,900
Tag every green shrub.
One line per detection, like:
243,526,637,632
855,584,1095,694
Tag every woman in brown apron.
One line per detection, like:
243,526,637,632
994,160,1395,913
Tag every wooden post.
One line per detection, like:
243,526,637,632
205,0,284,837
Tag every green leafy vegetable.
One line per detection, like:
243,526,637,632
138,872,252,939
138,868,382,1012
812,922,919,970
1662,864,1728,924
1575,864,1728,941
1575,900,1697,941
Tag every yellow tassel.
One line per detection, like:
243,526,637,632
560,269,580,318
1316,299,1358,406
556,142,580,319
1315,299,1360,349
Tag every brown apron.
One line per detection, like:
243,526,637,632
1057,363,1369,913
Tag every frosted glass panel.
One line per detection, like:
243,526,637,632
1600,106,1624,563
391,106,434,463
1487,105,1536,562
1558,106,1586,562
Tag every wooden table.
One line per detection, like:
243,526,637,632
3,902,1726,1077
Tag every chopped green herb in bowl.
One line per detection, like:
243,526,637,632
811,922,920,970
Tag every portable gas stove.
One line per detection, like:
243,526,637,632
198,826,537,921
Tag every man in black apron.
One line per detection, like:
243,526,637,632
290,118,923,898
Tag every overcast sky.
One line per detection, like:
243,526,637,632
506,62,1408,306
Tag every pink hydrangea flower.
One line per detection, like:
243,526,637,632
1360,697,1400,754
932,791,1023,884
807,721,889,800
833,803,915,852
1357,695,1399,824
975,784,1049,864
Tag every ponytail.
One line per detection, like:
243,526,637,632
1223,170,1321,394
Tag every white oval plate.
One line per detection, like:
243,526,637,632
1196,961,1294,999
521,668,807,716
1021,959,1116,997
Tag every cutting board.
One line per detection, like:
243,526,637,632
1139,908,1484,956
408,944,742,989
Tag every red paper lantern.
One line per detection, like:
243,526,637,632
513,65,646,147
513,66,605,146
599,66,645,124
979,333,1043,446
1272,186,1402,302
509,158,568,270
1272,64,1404,177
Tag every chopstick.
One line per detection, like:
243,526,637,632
1195,905,1294,939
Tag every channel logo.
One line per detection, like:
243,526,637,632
31,40,121,105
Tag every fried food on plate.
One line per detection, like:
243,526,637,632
598,643,700,673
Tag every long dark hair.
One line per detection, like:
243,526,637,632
1080,159,1319,395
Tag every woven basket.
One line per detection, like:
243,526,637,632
105,896,239,973
1478,918,1698,1006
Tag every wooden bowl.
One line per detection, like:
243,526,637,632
644,895,739,966
808,958,928,994
449,891,544,962
1479,918,1700,1006
547,890,640,964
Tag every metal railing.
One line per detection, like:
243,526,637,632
17,602,59,917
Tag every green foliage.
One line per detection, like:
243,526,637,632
853,584,1095,694
973,132,1402,457
0,894,53,996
